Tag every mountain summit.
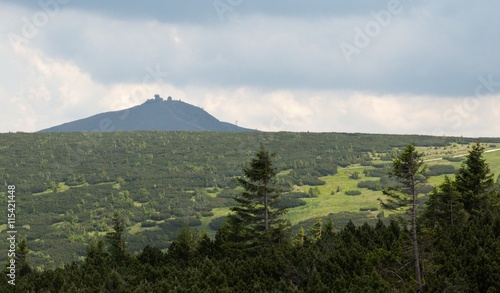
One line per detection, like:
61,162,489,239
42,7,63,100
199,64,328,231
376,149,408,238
38,95,254,132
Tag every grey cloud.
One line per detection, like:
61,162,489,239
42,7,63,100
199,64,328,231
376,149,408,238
6,0,500,98
4,0,389,24
3,0,217,24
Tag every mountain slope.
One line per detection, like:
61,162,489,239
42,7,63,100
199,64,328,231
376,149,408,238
38,96,254,132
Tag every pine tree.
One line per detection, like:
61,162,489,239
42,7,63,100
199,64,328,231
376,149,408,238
292,227,307,247
380,144,427,292
310,218,323,241
455,142,495,215
323,217,334,238
17,236,32,276
423,176,467,229
85,237,107,265
226,144,289,247
306,267,329,293
169,226,199,261
106,212,127,262
197,233,218,257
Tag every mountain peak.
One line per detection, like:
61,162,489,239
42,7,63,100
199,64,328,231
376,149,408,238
38,95,255,133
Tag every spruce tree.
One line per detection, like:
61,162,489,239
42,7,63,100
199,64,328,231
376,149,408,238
226,144,289,247
86,237,107,265
455,142,494,214
106,212,127,261
17,236,32,276
380,144,427,292
169,226,199,261
310,218,323,241
423,176,467,229
292,227,307,247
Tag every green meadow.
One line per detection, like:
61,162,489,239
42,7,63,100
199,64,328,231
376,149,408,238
200,143,500,234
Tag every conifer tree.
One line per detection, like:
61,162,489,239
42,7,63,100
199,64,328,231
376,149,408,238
423,176,466,229
380,144,427,292
106,212,127,261
292,227,307,247
455,142,495,214
138,245,167,266
86,237,107,265
169,226,199,261
17,236,32,276
310,218,323,241
323,217,334,238
226,144,289,247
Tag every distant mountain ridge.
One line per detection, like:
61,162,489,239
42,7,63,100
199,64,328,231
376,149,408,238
38,95,255,133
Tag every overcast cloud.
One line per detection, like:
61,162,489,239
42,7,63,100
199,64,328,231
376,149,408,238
1,0,499,136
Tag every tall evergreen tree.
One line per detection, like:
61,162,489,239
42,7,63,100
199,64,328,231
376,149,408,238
106,212,127,261
17,236,32,277
85,237,107,265
380,144,427,292
310,218,323,241
292,227,307,247
423,176,467,229
455,142,495,214
226,144,289,247
168,226,199,261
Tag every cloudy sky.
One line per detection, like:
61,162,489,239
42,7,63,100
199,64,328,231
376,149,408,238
1,0,499,136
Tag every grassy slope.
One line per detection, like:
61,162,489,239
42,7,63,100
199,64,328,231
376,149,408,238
9,142,496,239
286,168,382,225
198,143,500,235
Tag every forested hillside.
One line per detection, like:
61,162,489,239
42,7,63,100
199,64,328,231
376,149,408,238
1,131,499,270
2,141,499,292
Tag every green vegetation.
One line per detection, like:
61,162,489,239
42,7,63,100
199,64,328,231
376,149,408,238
2,142,499,292
455,143,495,214
0,131,499,270
380,145,428,292
224,145,289,248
